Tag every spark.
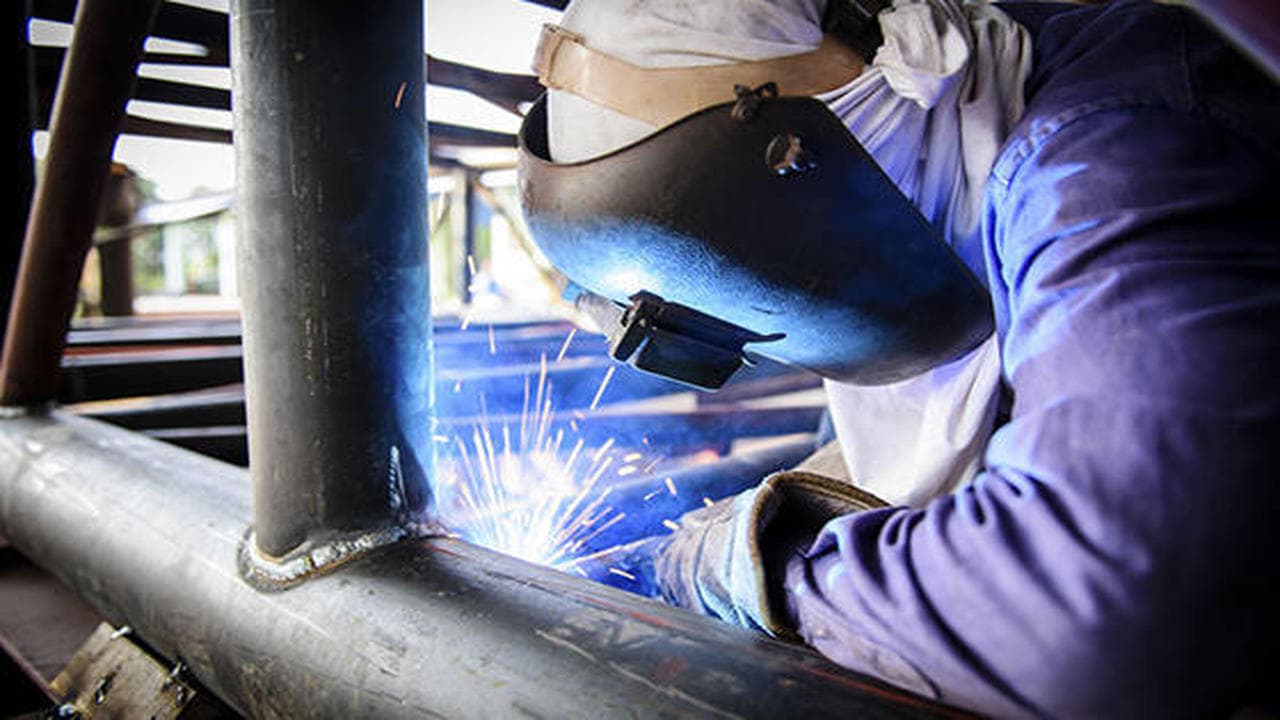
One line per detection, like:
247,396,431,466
488,324,496,355
591,437,615,465
460,312,473,331
555,328,577,363
702,497,715,508
467,254,478,277
430,328,689,587
433,360,634,571
393,81,408,109
662,519,680,532
589,366,616,410
453,379,462,393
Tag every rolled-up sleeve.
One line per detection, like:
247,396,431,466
783,106,1280,718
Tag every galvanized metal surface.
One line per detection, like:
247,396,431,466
0,0,160,405
0,411,955,719
232,0,433,559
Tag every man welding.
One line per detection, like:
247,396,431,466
515,0,1280,716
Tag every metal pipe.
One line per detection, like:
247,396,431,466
462,169,479,305
232,0,433,560
0,410,948,718
0,0,160,406
97,165,141,317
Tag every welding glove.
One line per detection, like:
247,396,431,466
654,470,888,636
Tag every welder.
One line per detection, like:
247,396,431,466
516,0,1280,716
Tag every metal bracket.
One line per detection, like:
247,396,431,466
607,291,784,391
49,623,197,719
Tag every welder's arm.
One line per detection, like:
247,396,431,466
652,471,887,634
781,108,1280,718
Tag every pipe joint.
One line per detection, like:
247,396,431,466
238,525,417,592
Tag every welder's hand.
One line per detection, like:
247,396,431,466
653,471,889,636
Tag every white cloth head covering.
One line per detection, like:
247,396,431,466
547,0,1030,506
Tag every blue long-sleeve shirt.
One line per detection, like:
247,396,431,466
782,3,1280,716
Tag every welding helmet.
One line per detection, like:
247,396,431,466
516,9,993,390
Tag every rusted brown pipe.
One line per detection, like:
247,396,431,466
0,0,160,406
97,164,142,317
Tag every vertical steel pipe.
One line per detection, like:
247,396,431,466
0,0,160,406
233,1,433,560
462,169,479,305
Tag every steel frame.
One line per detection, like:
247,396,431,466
0,2,949,716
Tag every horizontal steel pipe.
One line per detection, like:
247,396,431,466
0,411,947,718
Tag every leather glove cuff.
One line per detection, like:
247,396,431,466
747,470,889,635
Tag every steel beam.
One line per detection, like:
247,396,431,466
426,55,542,116
232,0,433,560
0,411,947,718
34,0,229,64
0,0,160,406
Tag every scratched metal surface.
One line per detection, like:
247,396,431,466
0,410,961,718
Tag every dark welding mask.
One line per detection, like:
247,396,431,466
516,15,993,391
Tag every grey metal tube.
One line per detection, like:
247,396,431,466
232,0,433,558
0,411,949,718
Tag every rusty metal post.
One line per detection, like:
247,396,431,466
0,0,160,406
97,242,135,317
232,0,434,567
97,165,141,317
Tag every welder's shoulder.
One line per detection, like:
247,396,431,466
979,1,1280,371
994,0,1280,185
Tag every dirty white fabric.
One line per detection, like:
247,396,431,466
548,0,828,163
548,0,1029,506
824,335,1001,506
